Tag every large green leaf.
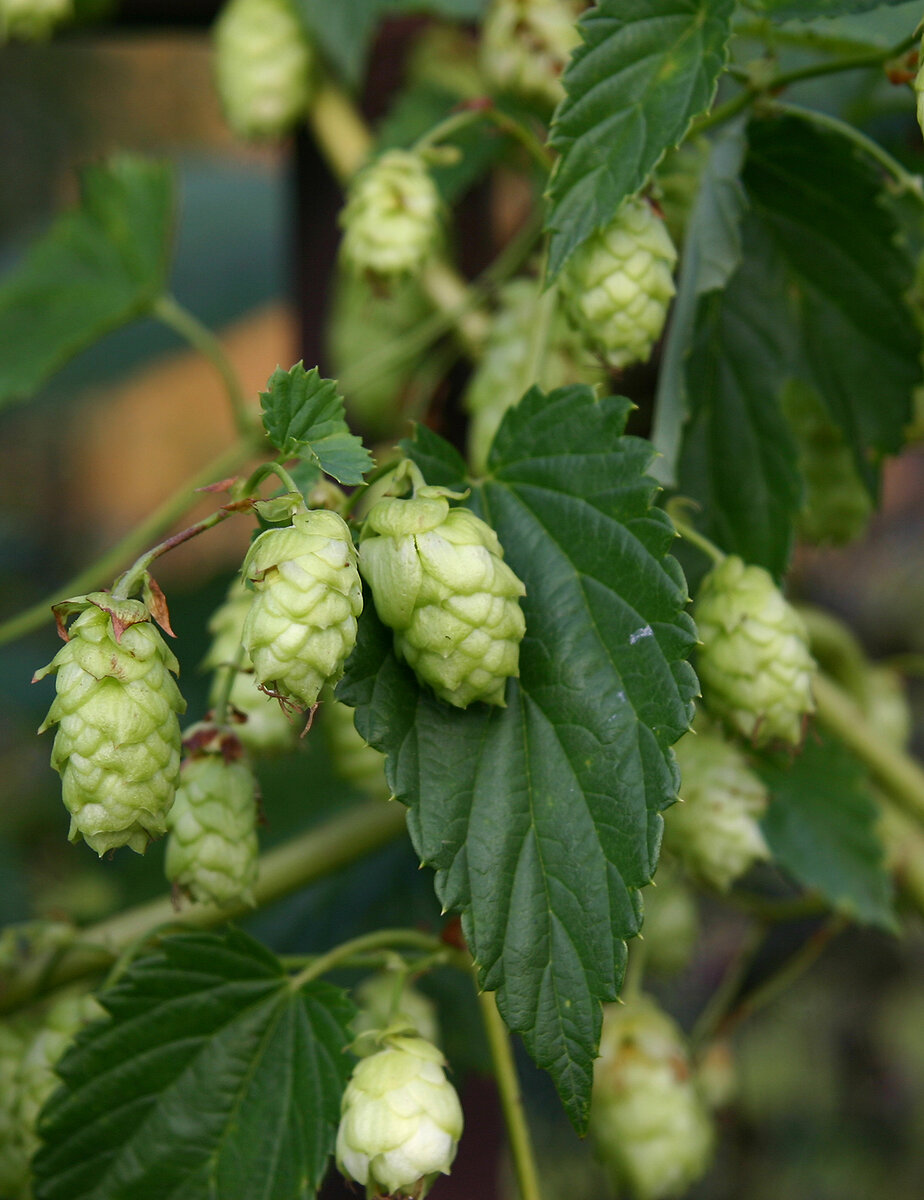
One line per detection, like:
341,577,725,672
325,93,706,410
742,0,913,18
545,0,735,279
34,929,355,1200
339,388,697,1130
0,156,174,409
758,734,895,930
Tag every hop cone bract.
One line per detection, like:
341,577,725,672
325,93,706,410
213,0,314,139
0,0,72,41
336,1034,463,1198
559,196,677,368
165,726,259,907
339,150,440,278
591,996,714,1200
666,725,770,891
479,0,582,109
359,489,526,708
695,556,816,746
242,509,363,711
34,594,186,855
351,972,440,1055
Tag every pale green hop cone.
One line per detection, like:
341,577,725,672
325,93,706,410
351,972,440,1055
165,725,259,907
359,485,526,708
339,149,441,278
640,864,700,977
559,195,677,369
666,725,770,891
591,996,714,1200
0,0,72,41
479,0,582,109
213,0,314,139
34,594,186,856
336,1034,463,1198
242,509,363,711
694,556,816,747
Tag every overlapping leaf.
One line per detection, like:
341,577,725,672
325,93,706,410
34,929,355,1200
340,387,697,1129
0,156,174,409
546,0,735,278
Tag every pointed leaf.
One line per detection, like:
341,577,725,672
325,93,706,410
340,386,697,1129
0,156,174,408
546,0,735,279
260,363,373,484
34,929,355,1200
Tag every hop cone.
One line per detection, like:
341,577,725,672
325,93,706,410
0,0,72,41
559,196,677,368
464,277,605,472
323,696,387,797
696,1040,736,1111
213,0,314,139
359,487,526,708
666,725,770,891
242,509,363,711
694,556,816,747
641,865,699,976
591,996,714,1200
34,594,186,855
339,150,440,278
480,0,582,109
0,1024,29,1197
351,972,440,1055
165,725,259,907
203,580,297,755
336,1034,463,1198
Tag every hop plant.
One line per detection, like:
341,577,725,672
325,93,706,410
34,593,186,855
666,724,770,891
359,468,526,708
640,865,700,976
464,277,605,473
165,724,260,907
0,0,72,41
212,0,314,139
559,196,677,369
203,580,297,756
591,996,714,1200
323,696,387,797
0,1023,29,1197
479,0,582,109
336,1034,463,1198
242,508,363,711
694,555,816,747
339,150,441,278
351,972,441,1054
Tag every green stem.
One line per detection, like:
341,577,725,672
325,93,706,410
0,437,257,647
477,987,544,1200
0,799,408,1015
152,295,254,437
622,936,647,1002
814,673,924,827
414,108,484,153
290,929,445,990
339,456,404,520
484,108,554,173
666,508,725,565
241,460,304,499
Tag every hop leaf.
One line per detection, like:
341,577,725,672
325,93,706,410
666,724,770,891
591,996,714,1200
479,0,582,110
242,509,363,711
34,594,186,856
359,481,526,708
559,195,677,368
213,0,315,139
339,150,441,278
336,1035,463,1198
694,556,816,747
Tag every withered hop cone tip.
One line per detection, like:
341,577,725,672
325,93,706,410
34,593,185,856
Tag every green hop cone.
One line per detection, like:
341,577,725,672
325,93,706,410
351,972,441,1055
464,277,605,473
640,864,700,976
213,0,314,139
559,195,677,369
666,725,770,891
591,996,714,1200
0,0,72,41
694,556,816,747
336,1034,463,1198
203,580,297,755
34,594,186,856
359,472,526,708
323,695,387,797
165,724,259,907
479,0,582,110
339,149,441,279
242,509,363,711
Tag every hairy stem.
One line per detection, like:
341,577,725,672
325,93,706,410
291,929,446,990
0,799,408,1015
478,987,545,1200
